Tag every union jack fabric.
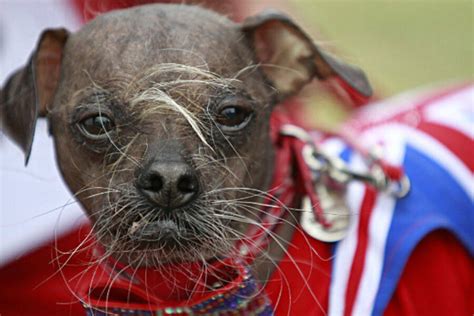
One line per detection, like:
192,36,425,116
263,83,473,316
327,83,473,316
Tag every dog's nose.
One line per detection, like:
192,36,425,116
137,161,199,210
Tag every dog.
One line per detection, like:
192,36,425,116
0,4,472,316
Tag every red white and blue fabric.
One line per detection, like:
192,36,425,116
263,83,473,316
326,83,474,316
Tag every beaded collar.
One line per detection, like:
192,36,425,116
83,262,273,315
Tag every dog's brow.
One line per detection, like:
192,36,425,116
69,84,111,108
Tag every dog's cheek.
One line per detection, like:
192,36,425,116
51,121,105,212
213,127,274,229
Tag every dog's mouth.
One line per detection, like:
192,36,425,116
93,196,238,266
126,216,194,249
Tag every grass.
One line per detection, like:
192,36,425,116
285,0,473,125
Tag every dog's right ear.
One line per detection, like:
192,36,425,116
0,28,68,165
242,10,372,104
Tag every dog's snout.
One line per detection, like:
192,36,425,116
138,161,199,210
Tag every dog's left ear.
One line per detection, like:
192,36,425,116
242,10,372,101
0,28,68,164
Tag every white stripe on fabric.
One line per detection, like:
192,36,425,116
351,127,406,316
423,86,474,139
328,155,367,316
400,124,473,199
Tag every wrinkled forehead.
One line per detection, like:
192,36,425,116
61,5,254,88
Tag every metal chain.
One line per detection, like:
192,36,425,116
281,124,410,198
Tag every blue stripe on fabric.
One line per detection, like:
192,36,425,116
371,145,474,315
339,147,352,163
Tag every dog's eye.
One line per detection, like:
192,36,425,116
215,106,253,132
78,114,115,139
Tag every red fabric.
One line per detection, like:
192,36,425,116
385,230,473,316
0,221,471,315
416,121,474,172
82,256,251,311
0,226,92,316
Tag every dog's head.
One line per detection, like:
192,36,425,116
0,4,370,266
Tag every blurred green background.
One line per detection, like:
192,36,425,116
283,0,473,125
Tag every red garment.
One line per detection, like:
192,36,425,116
0,226,470,315
385,230,472,316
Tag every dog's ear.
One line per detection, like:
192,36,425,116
0,28,68,164
242,10,372,102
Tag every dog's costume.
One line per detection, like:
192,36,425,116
1,83,472,315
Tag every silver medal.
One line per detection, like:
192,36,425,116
300,184,351,242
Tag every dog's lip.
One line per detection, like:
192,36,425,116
128,218,179,239
126,218,199,251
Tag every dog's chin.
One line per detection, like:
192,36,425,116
96,215,234,267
